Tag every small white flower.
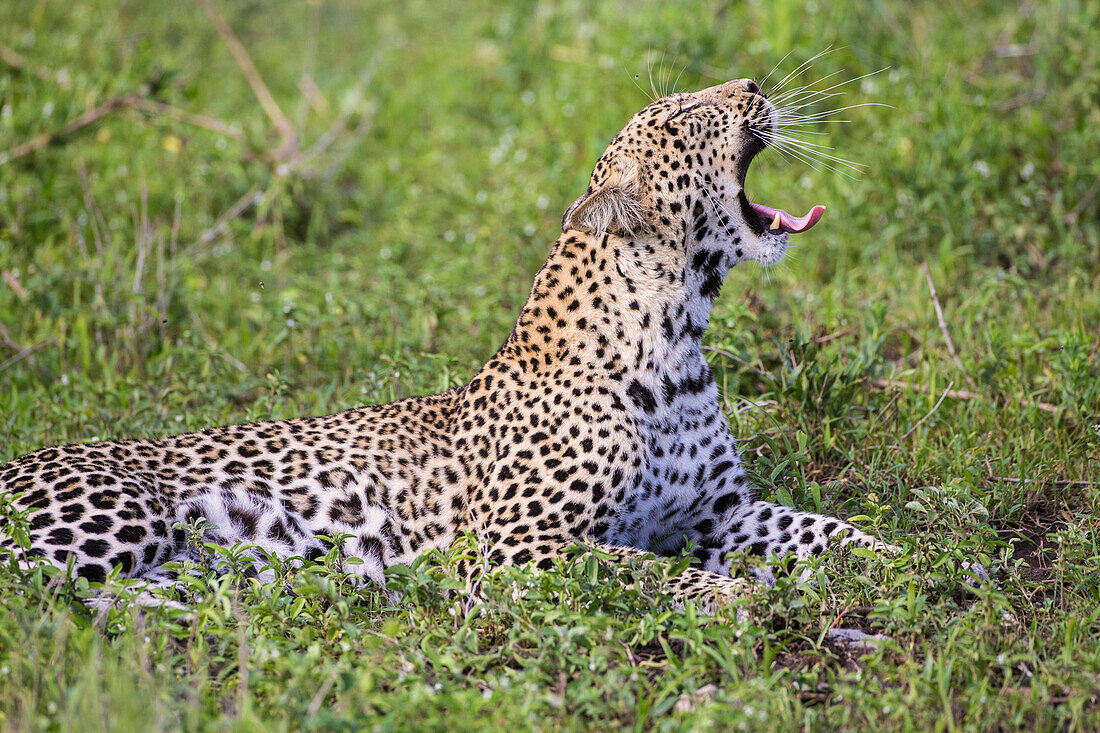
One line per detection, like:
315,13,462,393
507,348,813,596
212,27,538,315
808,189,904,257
521,90,536,105
973,160,990,178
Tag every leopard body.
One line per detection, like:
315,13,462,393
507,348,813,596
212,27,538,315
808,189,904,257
1,78,886,607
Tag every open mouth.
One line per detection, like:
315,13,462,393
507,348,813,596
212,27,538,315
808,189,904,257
738,96,826,236
736,187,826,237
748,201,826,234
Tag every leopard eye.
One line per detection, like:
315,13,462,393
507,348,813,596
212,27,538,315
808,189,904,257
664,102,700,126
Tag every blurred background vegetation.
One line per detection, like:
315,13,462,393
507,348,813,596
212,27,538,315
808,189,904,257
0,0,1098,728
0,0,1095,447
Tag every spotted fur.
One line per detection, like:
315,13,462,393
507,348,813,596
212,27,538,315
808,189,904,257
1,79,889,610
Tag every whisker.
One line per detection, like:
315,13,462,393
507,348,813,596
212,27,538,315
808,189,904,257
671,62,688,96
760,133,867,171
760,140,828,172
768,48,833,97
776,102,894,123
767,133,854,155
758,49,794,89
774,91,846,115
621,52,655,102
774,68,889,111
769,69,846,105
647,50,659,101
773,120,853,128
627,70,655,102
748,128,798,166
759,136,860,178
660,54,672,97
700,180,749,235
768,46,838,96
770,127,830,135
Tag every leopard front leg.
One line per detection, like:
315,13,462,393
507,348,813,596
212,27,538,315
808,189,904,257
479,537,753,615
697,500,897,583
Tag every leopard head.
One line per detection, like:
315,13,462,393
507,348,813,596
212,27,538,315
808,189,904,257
562,78,824,273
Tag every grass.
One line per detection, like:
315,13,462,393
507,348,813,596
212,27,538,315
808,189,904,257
1,0,1098,729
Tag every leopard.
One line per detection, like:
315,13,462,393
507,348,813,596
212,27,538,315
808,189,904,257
0,77,894,612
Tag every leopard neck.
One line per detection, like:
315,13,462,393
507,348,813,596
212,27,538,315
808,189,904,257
504,229,726,386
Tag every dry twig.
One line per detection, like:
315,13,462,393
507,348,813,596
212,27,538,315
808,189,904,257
2,271,28,301
198,185,263,245
921,262,969,379
197,0,297,157
701,344,769,378
867,377,1063,417
131,98,244,140
195,48,383,248
0,323,52,375
870,377,981,401
990,476,1095,488
0,94,138,165
1066,177,1099,225
0,67,243,165
901,380,954,439
0,42,67,86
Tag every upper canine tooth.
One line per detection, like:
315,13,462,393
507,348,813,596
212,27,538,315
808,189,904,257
770,212,782,230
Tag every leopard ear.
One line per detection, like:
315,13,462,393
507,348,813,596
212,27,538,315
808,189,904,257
561,155,644,236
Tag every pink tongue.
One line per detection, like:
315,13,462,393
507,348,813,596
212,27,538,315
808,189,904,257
749,202,826,234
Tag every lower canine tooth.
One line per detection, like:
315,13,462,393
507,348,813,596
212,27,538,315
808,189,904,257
770,212,782,230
